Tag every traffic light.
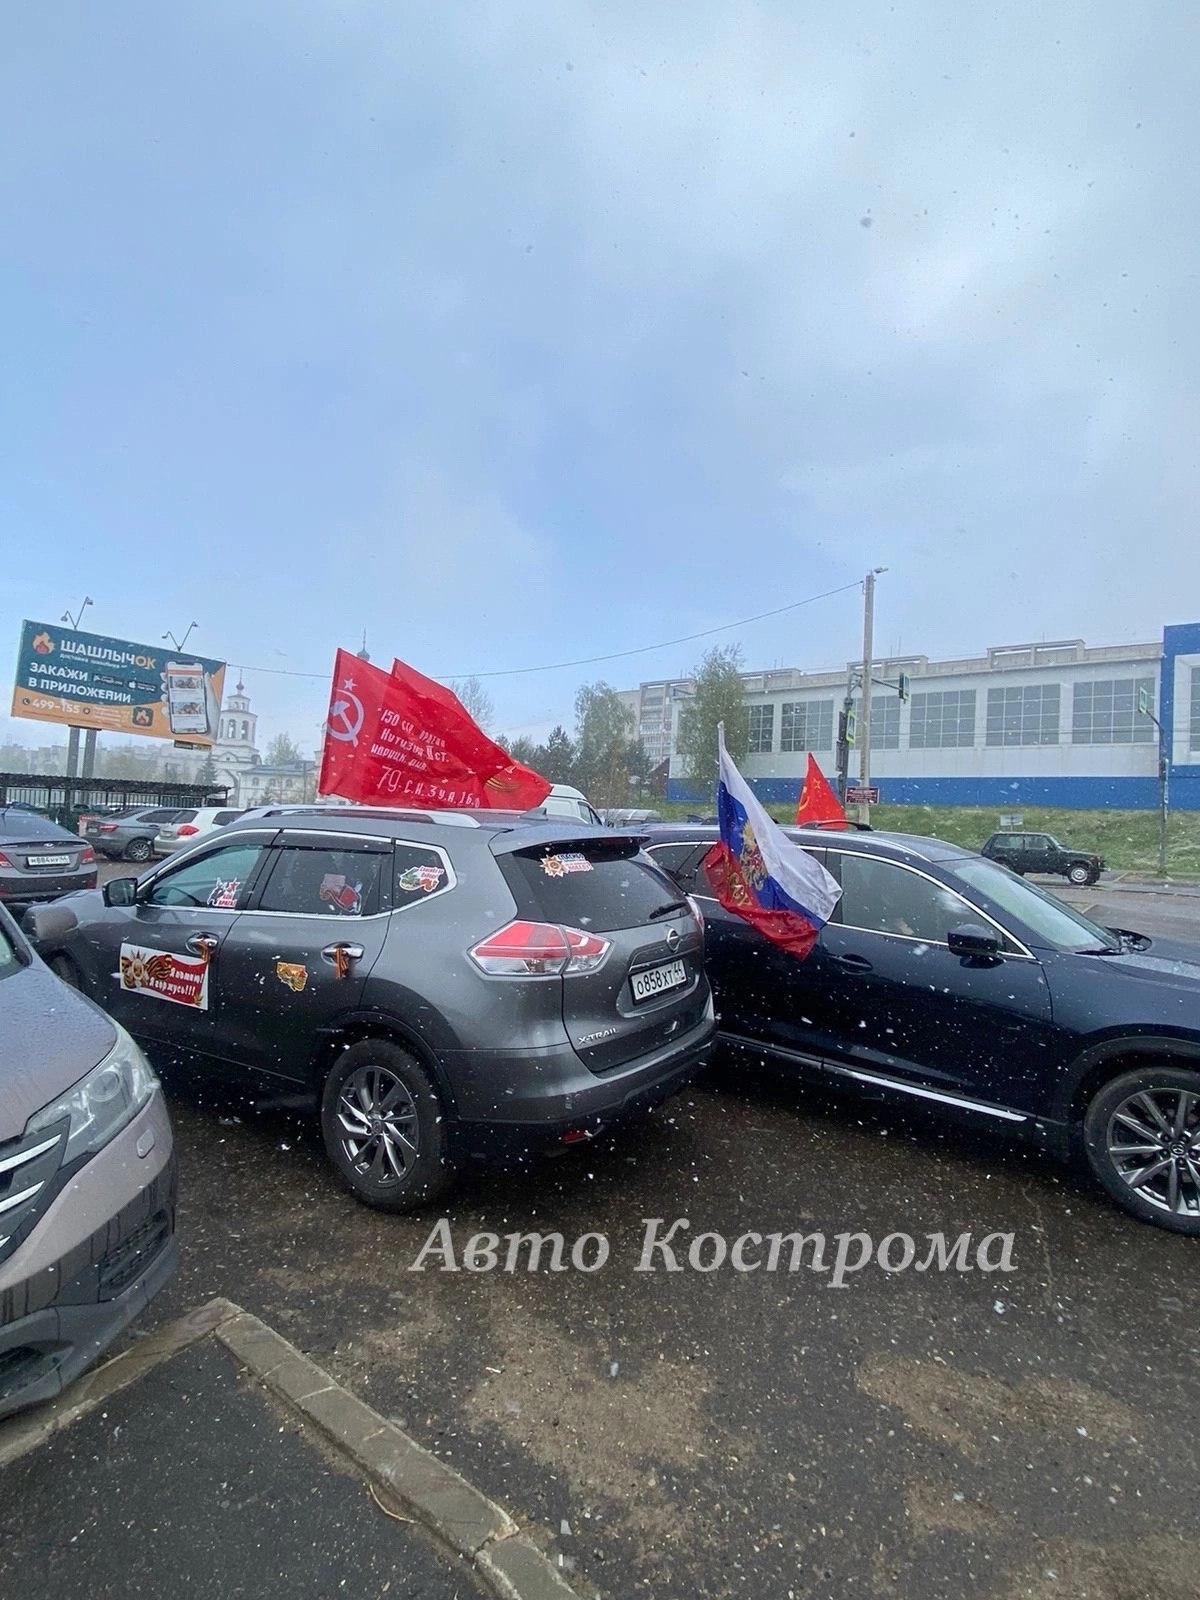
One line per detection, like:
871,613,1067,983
897,672,910,704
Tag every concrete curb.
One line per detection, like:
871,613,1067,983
0,1298,584,1600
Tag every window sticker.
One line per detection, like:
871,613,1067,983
397,863,445,894
208,877,241,909
541,852,593,878
319,874,363,915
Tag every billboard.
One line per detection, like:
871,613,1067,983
11,620,228,747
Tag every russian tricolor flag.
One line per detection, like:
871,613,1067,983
704,725,842,960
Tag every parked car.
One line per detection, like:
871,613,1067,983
0,807,98,911
83,805,190,863
641,823,1200,1234
153,805,247,856
981,830,1105,886
27,806,715,1211
0,903,177,1420
533,785,606,827
603,808,664,826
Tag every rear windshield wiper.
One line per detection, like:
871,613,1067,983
647,901,686,920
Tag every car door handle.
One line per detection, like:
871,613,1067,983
186,933,219,957
830,951,873,973
322,943,364,964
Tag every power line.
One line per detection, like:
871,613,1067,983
228,580,863,685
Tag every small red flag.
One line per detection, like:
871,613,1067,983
318,650,551,811
794,753,848,829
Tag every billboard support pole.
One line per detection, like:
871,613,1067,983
81,728,98,780
66,726,81,779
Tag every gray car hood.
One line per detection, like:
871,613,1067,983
0,956,117,1142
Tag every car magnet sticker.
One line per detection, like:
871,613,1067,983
275,960,309,993
319,874,363,915
117,944,210,1009
541,852,593,878
397,864,445,894
208,877,240,909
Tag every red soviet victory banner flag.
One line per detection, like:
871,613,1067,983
794,753,849,829
318,649,551,810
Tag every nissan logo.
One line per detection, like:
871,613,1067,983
665,927,682,952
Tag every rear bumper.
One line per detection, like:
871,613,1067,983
0,872,97,908
0,1094,178,1422
446,998,716,1159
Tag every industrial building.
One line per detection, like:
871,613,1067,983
620,622,1200,810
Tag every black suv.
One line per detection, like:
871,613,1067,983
25,807,714,1210
981,831,1104,886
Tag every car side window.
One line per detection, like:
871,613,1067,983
836,855,980,944
257,845,386,917
146,842,268,909
393,844,451,904
646,842,709,891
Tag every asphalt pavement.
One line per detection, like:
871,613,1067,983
0,1338,487,1600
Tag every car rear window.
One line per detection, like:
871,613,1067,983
500,843,686,932
0,812,74,841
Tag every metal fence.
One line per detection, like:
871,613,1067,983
0,772,229,830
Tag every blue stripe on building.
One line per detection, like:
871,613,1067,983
669,774,1200,810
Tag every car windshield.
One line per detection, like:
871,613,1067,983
950,857,1119,953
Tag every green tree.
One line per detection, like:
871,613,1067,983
675,644,749,799
196,752,218,786
265,732,303,766
450,675,495,733
574,682,634,807
503,735,540,768
540,725,576,784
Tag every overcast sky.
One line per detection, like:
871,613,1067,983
2,2,1194,754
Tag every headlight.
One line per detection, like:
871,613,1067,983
27,1024,158,1165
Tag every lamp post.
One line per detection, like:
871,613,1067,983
1138,686,1169,879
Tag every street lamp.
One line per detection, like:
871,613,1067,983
1137,686,1169,879
61,596,92,630
163,622,199,653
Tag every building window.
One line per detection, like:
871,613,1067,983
1191,668,1200,752
870,698,901,750
909,690,977,749
986,684,1061,746
747,705,775,753
780,699,834,752
241,720,249,741
1072,678,1156,744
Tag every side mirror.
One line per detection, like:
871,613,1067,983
103,877,139,908
948,922,1002,959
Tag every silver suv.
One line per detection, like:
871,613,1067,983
26,806,714,1211
0,905,177,1420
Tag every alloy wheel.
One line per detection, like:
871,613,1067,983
335,1063,421,1188
1106,1087,1200,1218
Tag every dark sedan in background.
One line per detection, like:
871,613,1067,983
0,807,97,913
82,805,189,864
643,824,1200,1234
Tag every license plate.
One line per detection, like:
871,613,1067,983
630,959,687,1004
28,853,72,867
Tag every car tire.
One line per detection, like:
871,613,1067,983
1082,1066,1200,1234
1067,863,1092,886
49,953,83,990
320,1038,453,1212
124,836,153,863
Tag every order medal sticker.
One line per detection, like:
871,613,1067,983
541,852,593,878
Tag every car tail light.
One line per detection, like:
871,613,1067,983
176,824,199,837
79,847,96,865
0,852,12,869
98,823,118,833
469,920,611,977
687,893,705,933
